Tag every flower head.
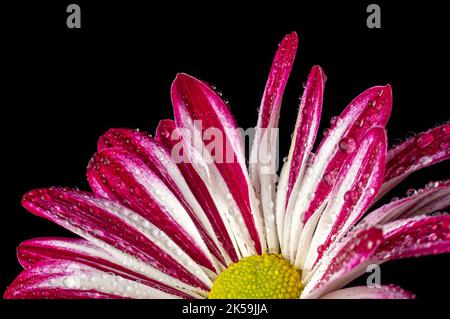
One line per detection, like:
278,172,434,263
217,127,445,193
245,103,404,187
5,32,450,299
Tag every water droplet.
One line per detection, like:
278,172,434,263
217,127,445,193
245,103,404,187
415,132,434,149
330,116,342,127
419,156,432,165
322,171,335,185
305,167,314,176
339,137,356,153
63,277,77,289
307,152,315,165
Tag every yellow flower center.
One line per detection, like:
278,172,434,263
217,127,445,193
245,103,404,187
208,254,303,299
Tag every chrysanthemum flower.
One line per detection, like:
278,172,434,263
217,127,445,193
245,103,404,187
5,32,450,299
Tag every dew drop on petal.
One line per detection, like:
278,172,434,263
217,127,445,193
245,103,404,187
339,137,356,153
415,132,434,149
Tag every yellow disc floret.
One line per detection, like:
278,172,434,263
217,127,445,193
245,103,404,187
208,254,303,299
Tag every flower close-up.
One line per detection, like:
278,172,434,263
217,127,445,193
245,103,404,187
4,31,450,299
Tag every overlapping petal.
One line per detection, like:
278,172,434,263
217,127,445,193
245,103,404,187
301,227,384,298
87,147,218,272
6,32,450,300
96,128,230,265
364,179,450,225
275,65,324,253
372,214,450,262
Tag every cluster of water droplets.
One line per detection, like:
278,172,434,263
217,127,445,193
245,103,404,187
377,215,450,260
390,180,446,203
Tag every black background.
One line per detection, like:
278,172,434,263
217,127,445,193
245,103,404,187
2,0,449,304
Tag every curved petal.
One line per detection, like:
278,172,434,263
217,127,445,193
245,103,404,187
320,285,414,299
284,85,392,262
96,128,228,266
372,214,450,262
4,260,178,299
301,227,383,299
249,32,298,253
171,73,265,255
379,123,450,199
300,127,387,269
17,237,197,298
87,147,217,272
22,188,211,293
364,179,450,225
156,119,239,263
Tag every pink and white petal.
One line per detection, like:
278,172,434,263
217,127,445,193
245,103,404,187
363,180,450,225
320,285,415,299
87,148,217,273
171,73,265,255
248,32,298,253
17,237,198,298
22,188,211,293
275,65,324,252
4,260,179,299
284,66,325,208
97,128,229,266
162,119,252,259
379,124,450,199
275,162,290,251
300,127,387,269
249,31,298,179
156,119,239,263
301,227,384,299
404,192,450,218
285,85,392,262
372,214,450,262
